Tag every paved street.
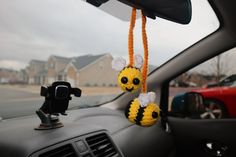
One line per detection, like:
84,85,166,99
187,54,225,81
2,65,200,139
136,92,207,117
0,85,200,119
0,85,118,119
0,86,41,119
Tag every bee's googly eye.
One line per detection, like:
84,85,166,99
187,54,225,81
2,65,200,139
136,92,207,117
152,111,159,118
121,77,128,84
133,78,140,85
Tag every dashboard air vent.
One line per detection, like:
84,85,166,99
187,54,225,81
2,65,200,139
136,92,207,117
86,133,117,157
39,144,77,157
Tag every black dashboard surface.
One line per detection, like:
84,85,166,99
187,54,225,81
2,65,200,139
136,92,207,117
0,107,174,157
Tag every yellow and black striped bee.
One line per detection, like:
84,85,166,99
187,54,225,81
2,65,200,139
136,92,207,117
117,66,143,93
125,98,160,127
112,54,144,93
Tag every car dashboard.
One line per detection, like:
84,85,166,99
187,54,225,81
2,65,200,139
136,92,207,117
0,107,174,157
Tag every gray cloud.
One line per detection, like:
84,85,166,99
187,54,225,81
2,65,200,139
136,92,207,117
0,0,219,70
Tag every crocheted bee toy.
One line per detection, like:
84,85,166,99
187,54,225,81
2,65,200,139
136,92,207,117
112,8,161,127
125,92,160,127
112,54,143,93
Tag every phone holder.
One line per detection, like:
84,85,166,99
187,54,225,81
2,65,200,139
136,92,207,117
35,81,81,130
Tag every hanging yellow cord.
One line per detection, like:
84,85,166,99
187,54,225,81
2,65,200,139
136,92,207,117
128,8,149,93
141,11,148,93
128,8,136,66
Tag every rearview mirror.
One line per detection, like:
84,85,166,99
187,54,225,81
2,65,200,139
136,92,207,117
170,92,205,118
83,0,192,24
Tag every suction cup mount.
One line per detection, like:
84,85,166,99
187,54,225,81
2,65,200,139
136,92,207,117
35,109,63,130
35,81,81,130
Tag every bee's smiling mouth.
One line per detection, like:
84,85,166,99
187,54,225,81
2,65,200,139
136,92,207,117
126,87,134,92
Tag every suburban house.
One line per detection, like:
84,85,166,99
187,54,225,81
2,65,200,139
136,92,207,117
64,54,117,86
26,60,46,84
47,55,71,84
171,72,220,87
26,53,118,87
0,68,21,84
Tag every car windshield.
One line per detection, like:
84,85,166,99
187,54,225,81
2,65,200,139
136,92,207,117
0,0,219,119
230,78,236,87
221,75,236,87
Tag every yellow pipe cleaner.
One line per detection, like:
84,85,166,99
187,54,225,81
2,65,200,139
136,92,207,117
125,8,161,127
141,10,148,93
128,8,149,93
128,8,136,66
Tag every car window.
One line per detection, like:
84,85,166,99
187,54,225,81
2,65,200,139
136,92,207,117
0,0,219,119
169,48,236,119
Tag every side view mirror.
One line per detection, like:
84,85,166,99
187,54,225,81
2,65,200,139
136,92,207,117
170,92,205,118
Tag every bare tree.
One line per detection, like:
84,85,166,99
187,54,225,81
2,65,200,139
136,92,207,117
186,49,236,86
210,53,231,83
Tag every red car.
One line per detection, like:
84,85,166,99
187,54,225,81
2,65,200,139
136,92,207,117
193,86,236,119
171,75,236,119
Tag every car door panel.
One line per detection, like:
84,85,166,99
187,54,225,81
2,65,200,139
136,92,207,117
168,117,236,157
112,122,175,157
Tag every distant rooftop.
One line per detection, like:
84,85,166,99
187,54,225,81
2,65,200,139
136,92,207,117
50,55,71,64
29,59,46,64
0,68,18,72
71,54,107,71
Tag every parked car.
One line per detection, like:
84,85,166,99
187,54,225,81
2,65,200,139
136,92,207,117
171,84,236,119
192,85,236,119
206,74,236,88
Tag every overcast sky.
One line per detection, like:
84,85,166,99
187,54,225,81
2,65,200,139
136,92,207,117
0,0,219,70
191,48,236,75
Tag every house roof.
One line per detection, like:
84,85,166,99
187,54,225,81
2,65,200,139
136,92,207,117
49,55,72,73
29,60,46,65
0,68,17,72
51,55,71,64
71,54,106,71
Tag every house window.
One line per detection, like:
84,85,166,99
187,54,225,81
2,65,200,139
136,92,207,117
49,62,54,68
